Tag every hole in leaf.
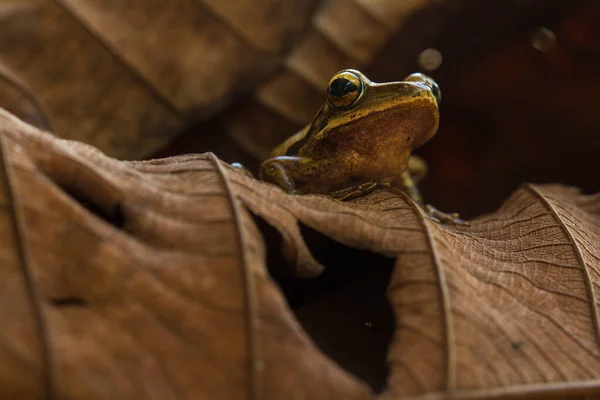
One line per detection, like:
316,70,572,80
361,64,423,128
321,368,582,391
511,341,524,351
65,190,125,229
250,214,297,300
36,153,125,228
49,296,88,308
253,213,395,393
295,223,395,393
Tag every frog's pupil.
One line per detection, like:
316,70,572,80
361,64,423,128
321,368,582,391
329,78,357,97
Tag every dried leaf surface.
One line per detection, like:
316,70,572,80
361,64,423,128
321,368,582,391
0,109,371,399
1,108,600,398
0,0,320,158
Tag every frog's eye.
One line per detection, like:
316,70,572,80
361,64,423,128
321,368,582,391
326,71,363,109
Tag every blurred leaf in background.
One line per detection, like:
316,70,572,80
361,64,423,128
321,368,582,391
0,0,320,158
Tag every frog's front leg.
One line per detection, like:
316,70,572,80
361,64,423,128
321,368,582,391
261,156,380,199
259,156,302,193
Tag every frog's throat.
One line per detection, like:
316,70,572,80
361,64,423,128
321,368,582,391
323,97,436,134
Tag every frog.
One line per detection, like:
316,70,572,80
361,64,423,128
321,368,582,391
236,69,466,225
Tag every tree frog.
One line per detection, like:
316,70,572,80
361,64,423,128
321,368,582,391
238,69,465,224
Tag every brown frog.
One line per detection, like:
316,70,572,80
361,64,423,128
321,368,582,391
237,69,465,224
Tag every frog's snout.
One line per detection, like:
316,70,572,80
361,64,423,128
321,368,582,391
405,73,441,105
425,79,441,105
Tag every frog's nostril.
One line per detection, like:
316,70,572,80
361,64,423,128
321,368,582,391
404,73,441,104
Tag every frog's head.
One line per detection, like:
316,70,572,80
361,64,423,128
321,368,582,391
307,69,441,151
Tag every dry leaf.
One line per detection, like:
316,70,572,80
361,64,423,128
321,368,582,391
0,0,320,159
1,107,600,399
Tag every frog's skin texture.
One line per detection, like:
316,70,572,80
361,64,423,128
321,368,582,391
259,69,441,204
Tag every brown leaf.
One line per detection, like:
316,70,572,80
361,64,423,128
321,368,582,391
0,0,320,159
0,108,371,399
382,185,600,398
1,108,600,398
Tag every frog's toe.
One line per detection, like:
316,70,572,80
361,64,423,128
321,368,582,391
425,204,470,226
328,181,381,201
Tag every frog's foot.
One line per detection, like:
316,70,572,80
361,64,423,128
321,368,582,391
330,181,389,201
231,162,255,178
259,159,298,194
425,204,470,226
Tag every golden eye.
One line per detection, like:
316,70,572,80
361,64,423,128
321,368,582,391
326,71,363,109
